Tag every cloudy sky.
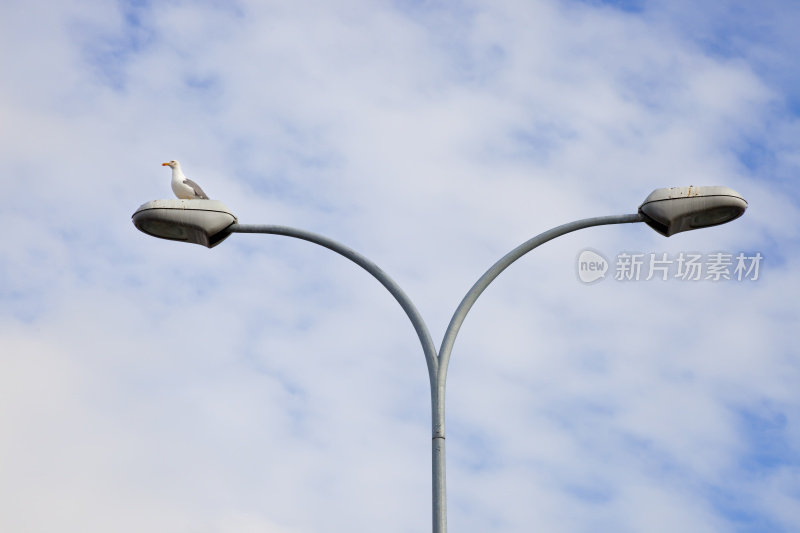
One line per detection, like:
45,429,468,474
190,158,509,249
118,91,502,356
1,0,798,531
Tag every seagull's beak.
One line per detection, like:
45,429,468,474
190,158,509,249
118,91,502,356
162,162,170,166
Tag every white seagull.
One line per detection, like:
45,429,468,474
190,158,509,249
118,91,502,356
162,160,210,200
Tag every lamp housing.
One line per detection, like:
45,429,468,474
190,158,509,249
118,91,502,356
132,199,237,248
639,186,746,237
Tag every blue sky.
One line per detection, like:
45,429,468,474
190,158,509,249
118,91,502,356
1,1,799,532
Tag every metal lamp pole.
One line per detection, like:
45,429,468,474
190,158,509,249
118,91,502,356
132,186,747,533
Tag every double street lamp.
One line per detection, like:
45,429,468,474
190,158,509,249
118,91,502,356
132,185,746,533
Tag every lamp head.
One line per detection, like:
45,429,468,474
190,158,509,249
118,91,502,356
639,186,747,237
132,199,237,248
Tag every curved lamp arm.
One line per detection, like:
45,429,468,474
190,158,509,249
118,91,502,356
423,213,643,533
436,213,644,422
230,224,448,532
230,224,440,385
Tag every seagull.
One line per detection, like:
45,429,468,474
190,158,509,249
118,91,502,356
162,160,210,200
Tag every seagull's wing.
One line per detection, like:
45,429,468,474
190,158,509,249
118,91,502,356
183,178,209,199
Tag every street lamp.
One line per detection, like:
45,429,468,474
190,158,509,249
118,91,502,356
132,185,746,533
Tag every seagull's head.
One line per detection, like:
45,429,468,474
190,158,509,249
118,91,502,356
161,160,179,169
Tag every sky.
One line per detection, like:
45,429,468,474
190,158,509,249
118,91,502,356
1,0,799,532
